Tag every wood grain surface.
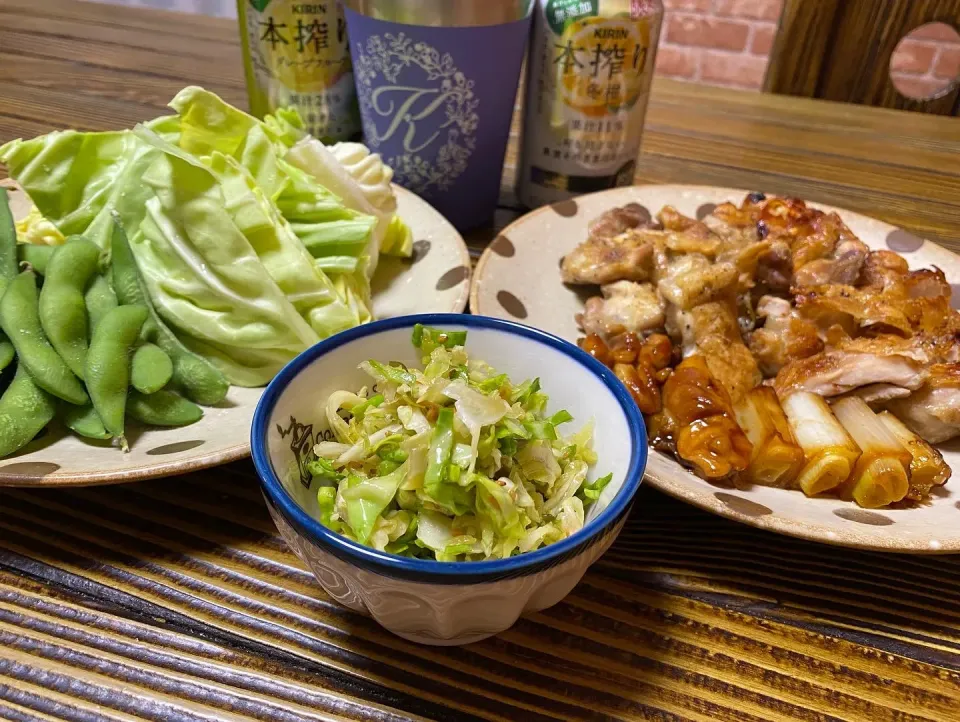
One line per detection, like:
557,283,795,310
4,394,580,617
2,1,960,720
765,0,960,115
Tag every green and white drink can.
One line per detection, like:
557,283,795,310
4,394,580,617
237,0,361,142
517,0,663,207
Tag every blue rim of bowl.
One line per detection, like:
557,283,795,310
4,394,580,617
251,313,647,585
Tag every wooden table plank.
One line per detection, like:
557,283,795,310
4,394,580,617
1,1,960,721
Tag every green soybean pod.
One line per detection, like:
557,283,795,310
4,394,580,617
85,273,118,334
39,238,102,379
127,389,203,427
0,188,18,287
0,333,13,372
85,304,148,446
62,403,111,440
131,343,173,395
0,271,88,405
17,244,56,277
0,364,57,458
110,217,228,406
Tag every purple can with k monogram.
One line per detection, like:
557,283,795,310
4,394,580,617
343,1,534,231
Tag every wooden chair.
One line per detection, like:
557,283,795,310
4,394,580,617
764,0,960,115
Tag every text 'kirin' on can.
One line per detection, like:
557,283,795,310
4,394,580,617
517,0,663,208
238,0,362,142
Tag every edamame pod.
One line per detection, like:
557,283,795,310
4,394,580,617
85,273,118,334
39,238,102,378
127,389,203,427
0,334,13,372
62,403,111,440
0,271,88,405
17,244,56,276
0,364,57,458
0,188,18,288
85,304,148,447
131,343,173,395
110,217,228,406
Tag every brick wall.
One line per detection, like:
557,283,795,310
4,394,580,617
91,0,960,96
657,0,960,95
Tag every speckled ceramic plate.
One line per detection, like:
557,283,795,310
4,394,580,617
471,184,960,553
0,182,470,486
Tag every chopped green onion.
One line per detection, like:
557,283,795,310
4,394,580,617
524,419,557,440
509,377,540,404
424,407,455,499
306,457,343,483
579,473,613,504
412,324,467,356
369,360,416,385
352,393,385,420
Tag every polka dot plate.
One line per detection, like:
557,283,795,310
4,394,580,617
0,183,471,486
471,184,960,553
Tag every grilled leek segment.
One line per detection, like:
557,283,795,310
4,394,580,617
832,397,912,508
781,392,861,496
735,387,804,488
878,410,951,501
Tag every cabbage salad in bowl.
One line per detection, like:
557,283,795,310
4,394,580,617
308,325,613,561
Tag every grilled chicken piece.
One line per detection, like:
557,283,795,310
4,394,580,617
847,383,914,405
793,236,870,287
560,228,655,285
793,284,914,337
587,202,654,240
688,301,761,403
859,250,909,289
748,296,823,376
577,281,666,338
886,364,960,443
656,254,739,310
561,203,661,285
774,335,929,398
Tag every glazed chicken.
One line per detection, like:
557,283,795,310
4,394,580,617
566,192,957,506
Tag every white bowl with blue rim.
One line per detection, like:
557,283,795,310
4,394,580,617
251,314,646,645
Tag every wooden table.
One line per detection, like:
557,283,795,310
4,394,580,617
2,1,960,720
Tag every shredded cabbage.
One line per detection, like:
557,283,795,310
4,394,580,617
306,324,611,561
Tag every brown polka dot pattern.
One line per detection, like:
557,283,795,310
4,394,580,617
146,439,206,456
714,492,773,518
435,266,469,291
551,199,579,217
885,229,923,253
489,235,516,258
696,203,718,220
497,290,528,319
833,508,894,526
410,240,431,264
0,461,61,477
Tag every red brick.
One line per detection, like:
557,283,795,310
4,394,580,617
701,51,767,88
713,0,783,22
890,40,937,74
662,0,712,10
908,22,960,43
665,15,750,51
750,24,776,55
890,74,953,100
934,47,960,79
655,45,699,79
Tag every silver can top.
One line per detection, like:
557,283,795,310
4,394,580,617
343,0,534,27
